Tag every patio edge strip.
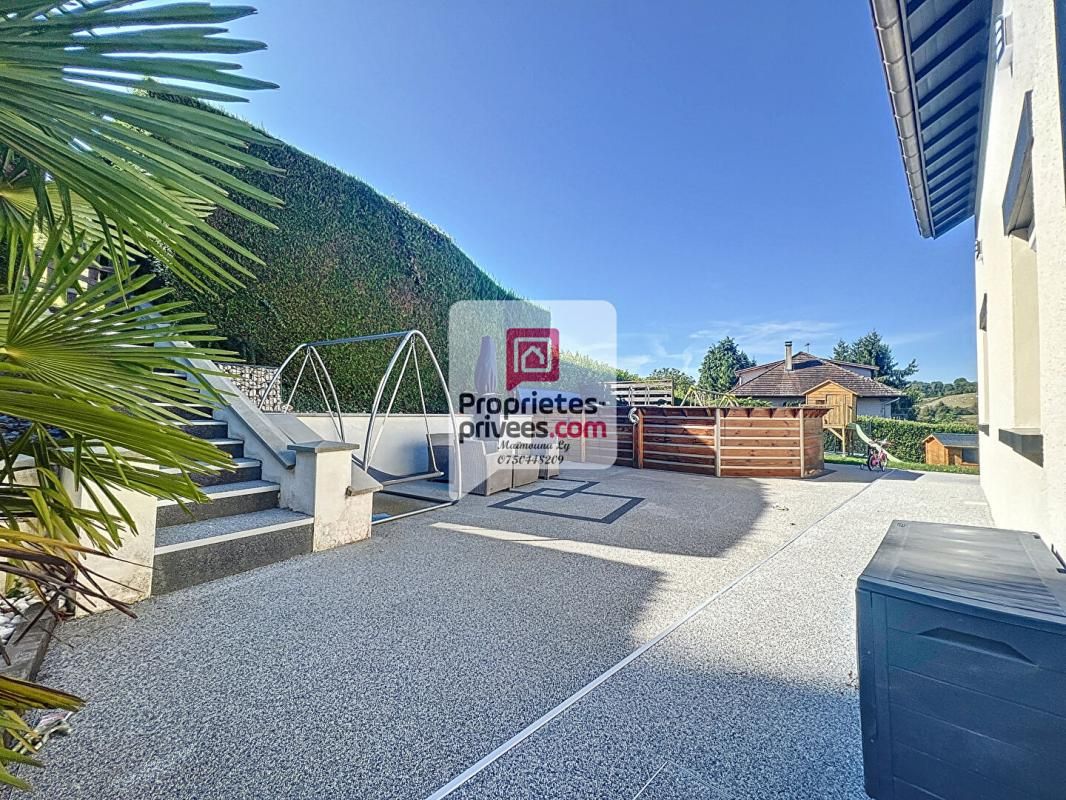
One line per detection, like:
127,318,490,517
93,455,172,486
423,473,886,800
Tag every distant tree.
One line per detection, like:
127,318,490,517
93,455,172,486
907,378,976,400
648,367,695,404
699,337,754,393
895,385,922,421
833,331,918,389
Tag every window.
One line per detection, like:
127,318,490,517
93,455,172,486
1009,234,1041,428
1001,93,1040,430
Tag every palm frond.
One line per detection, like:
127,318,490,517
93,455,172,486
0,1,281,289
0,223,260,786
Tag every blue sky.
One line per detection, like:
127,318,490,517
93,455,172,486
228,0,977,380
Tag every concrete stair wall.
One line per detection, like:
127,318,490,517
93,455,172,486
152,508,314,595
151,392,314,596
70,363,379,612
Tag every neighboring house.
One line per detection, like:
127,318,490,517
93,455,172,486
923,433,980,467
735,342,901,448
869,0,1066,551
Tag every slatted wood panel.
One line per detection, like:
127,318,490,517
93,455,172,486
585,408,633,466
536,408,634,467
718,407,829,477
604,380,673,407
803,421,824,473
613,411,635,466
535,406,829,477
637,406,718,476
632,406,829,478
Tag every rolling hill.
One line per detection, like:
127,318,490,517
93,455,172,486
919,392,978,425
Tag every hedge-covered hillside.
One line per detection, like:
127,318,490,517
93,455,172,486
166,134,519,411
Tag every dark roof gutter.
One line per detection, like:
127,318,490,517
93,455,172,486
870,0,933,237
868,0,993,238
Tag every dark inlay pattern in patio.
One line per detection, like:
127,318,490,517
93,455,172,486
489,478,644,524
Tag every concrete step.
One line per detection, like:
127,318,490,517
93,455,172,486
179,419,230,439
206,437,245,458
152,508,313,595
164,457,262,488
153,402,215,421
156,480,280,527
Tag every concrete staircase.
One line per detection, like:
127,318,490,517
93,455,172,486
152,398,313,595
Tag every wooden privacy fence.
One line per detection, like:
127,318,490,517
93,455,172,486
604,380,674,407
627,406,830,478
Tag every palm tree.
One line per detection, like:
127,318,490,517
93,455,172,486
0,1,280,788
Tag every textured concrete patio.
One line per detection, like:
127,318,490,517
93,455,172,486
23,464,990,799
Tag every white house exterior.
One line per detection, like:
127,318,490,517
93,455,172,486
871,0,1066,554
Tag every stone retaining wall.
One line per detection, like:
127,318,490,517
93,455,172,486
219,364,284,412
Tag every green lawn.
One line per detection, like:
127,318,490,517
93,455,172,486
825,453,979,475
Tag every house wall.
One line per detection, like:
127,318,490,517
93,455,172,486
856,398,895,418
973,0,1066,550
839,365,877,380
757,396,893,417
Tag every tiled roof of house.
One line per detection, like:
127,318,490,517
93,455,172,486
736,353,878,376
738,352,902,399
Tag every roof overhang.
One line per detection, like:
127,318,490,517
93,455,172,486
869,0,993,238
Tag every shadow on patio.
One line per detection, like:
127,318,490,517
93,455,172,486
23,466,877,799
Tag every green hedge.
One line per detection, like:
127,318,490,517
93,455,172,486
853,416,978,463
165,132,635,411
163,133,528,412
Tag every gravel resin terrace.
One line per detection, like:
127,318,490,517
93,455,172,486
24,465,990,799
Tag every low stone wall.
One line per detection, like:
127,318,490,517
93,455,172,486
219,364,284,412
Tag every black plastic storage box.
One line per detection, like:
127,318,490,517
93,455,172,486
857,520,1066,800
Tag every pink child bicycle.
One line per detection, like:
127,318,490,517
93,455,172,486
863,438,892,472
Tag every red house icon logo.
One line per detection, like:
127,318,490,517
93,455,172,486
505,328,560,390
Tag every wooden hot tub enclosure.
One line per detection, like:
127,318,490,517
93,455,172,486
622,406,829,478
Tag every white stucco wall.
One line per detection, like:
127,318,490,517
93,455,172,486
856,398,895,418
840,365,877,380
765,396,894,417
294,413,460,481
973,0,1066,549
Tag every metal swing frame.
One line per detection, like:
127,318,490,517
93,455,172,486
259,330,462,523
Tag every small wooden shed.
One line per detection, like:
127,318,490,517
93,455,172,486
922,432,979,466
